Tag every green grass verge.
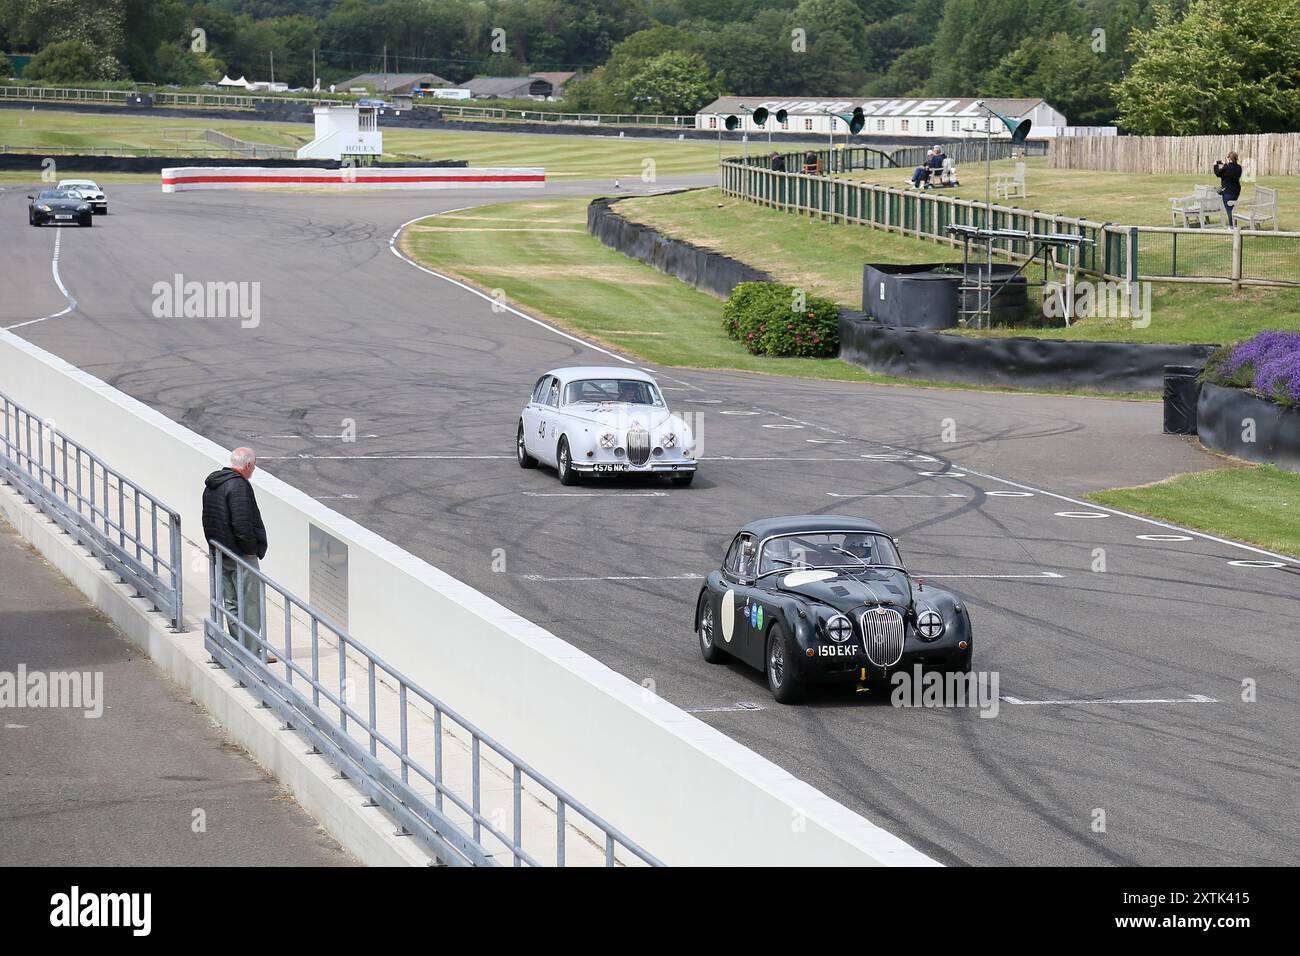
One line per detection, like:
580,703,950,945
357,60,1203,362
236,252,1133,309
0,108,721,177
1088,465,1300,558
399,197,1155,399
616,188,1300,345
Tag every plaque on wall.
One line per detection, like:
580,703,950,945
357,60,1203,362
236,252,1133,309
309,524,349,630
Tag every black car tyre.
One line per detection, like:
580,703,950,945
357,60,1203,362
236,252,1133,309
517,421,537,469
556,437,579,486
670,471,695,488
949,644,973,674
80,217,92,227
766,624,804,704
697,592,727,664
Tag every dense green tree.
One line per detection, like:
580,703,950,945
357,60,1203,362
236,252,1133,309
0,51,13,78
930,0,1083,93
1114,0,1300,133
986,32,1122,126
23,37,98,81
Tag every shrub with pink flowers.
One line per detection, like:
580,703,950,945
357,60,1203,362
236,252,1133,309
1202,330,1300,408
722,282,839,358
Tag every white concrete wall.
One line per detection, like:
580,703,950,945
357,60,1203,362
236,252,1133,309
161,167,545,192
0,328,936,867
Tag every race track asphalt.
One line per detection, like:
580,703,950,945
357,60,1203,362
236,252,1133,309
1,177,1296,866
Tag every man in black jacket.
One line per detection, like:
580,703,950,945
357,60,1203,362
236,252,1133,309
202,447,270,658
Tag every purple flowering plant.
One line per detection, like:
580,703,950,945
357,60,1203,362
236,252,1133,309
1203,330,1300,408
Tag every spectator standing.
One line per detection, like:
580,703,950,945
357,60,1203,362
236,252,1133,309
1214,151,1243,226
202,447,272,661
770,151,785,173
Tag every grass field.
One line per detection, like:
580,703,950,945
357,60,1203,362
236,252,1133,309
851,156,1299,231
400,197,1156,398
0,108,721,178
616,188,1300,344
1088,465,1300,558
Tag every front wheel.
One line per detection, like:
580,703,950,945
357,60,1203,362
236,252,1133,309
670,471,695,488
517,421,537,468
556,437,578,486
766,624,803,704
697,592,727,663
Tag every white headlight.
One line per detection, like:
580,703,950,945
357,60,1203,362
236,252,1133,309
825,614,853,642
917,609,945,641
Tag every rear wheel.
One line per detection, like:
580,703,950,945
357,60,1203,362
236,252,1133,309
766,624,803,704
516,421,537,469
697,592,727,663
556,437,578,485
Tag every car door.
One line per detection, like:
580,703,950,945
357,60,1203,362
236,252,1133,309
521,375,549,459
719,533,759,663
537,377,563,464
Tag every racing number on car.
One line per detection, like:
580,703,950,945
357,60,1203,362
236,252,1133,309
538,420,546,438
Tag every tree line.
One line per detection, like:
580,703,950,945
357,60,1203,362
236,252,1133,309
0,0,1297,134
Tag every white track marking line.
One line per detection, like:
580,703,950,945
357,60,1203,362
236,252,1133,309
1228,559,1287,569
389,210,635,365
919,572,1063,579
5,228,77,330
686,702,766,714
959,467,1300,566
1001,694,1218,705
827,493,968,499
523,491,669,497
523,573,703,582
258,455,512,463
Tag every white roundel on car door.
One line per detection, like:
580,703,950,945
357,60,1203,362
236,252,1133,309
721,589,736,643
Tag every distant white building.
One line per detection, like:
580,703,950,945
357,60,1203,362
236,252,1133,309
694,97,1068,139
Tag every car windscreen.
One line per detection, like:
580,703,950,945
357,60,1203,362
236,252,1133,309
60,182,96,191
758,532,901,575
563,379,662,406
37,191,76,200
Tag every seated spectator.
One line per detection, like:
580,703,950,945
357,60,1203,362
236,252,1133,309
910,148,936,188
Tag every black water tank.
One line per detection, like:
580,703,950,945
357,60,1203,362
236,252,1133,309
959,263,1029,326
1163,365,1202,435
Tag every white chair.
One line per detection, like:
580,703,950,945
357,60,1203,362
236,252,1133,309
994,162,1025,199
938,157,958,186
1232,186,1277,229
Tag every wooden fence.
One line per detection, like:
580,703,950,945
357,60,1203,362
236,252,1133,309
1049,133,1300,177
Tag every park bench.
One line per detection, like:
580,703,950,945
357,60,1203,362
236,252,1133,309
1230,186,1277,229
994,162,1026,199
1170,185,1224,227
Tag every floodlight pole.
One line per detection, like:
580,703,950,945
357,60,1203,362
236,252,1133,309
978,101,996,330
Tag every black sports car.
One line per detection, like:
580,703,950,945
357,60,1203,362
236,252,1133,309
695,515,973,703
27,189,93,227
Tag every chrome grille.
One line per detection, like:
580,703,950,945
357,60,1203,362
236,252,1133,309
626,426,651,465
860,606,905,667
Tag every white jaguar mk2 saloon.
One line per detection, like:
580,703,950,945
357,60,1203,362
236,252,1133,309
517,367,698,486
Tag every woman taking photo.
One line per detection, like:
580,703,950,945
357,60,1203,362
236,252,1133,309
1214,151,1242,226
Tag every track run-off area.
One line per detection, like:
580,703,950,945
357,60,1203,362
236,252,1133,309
1,178,1296,867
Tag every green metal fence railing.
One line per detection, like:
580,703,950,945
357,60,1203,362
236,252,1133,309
721,149,1300,288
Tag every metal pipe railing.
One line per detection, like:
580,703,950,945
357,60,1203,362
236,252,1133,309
0,390,183,628
205,541,662,868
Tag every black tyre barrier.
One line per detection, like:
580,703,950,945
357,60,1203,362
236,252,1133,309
839,315,1217,393
1163,365,1202,435
1197,383,1300,472
588,195,775,299
0,155,467,173
861,263,1030,330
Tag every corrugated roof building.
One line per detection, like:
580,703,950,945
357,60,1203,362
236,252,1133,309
694,97,1068,139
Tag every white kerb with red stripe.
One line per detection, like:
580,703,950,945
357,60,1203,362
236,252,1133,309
161,166,545,192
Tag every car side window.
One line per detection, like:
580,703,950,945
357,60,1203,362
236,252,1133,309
723,535,741,574
546,380,561,407
725,534,756,578
531,376,550,404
